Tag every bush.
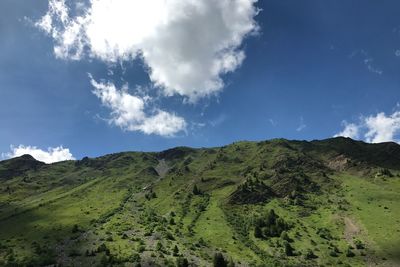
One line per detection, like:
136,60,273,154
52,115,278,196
254,210,289,239
193,185,201,195
316,227,332,240
213,252,227,267
346,247,355,257
254,225,262,238
280,231,292,242
71,224,80,233
227,257,235,267
129,253,141,262
176,257,189,267
137,245,145,253
173,245,179,256
283,241,294,256
329,250,338,257
304,249,318,259
156,241,164,252
354,239,365,249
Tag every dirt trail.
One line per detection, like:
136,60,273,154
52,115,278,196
343,217,398,267
344,216,360,243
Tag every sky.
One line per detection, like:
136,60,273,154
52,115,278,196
1,0,400,163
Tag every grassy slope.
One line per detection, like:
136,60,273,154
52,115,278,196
0,138,399,266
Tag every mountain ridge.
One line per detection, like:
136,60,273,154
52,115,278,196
0,137,399,266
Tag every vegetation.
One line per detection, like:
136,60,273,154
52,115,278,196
0,137,399,266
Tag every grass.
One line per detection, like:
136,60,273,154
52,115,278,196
0,137,399,266
340,174,400,263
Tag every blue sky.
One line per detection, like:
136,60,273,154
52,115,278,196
1,0,400,162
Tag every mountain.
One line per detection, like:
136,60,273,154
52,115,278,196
0,137,399,266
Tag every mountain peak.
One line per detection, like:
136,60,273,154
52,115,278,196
0,154,45,179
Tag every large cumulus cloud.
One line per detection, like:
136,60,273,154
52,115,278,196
36,0,259,102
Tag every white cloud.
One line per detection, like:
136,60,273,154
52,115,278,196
334,121,359,139
334,110,400,143
90,76,186,136
364,111,400,143
3,145,75,164
395,50,400,57
36,0,259,102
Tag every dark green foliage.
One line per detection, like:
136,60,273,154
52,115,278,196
304,249,318,259
379,168,393,177
316,227,332,240
346,247,356,257
97,243,110,255
329,250,338,257
129,253,141,263
254,225,262,238
29,242,57,266
71,224,80,233
173,245,179,256
283,241,295,256
227,257,235,267
229,178,275,204
354,239,365,249
280,231,292,242
100,254,109,267
193,184,201,195
213,252,227,267
176,257,189,267
145,191,157,200
156,241,164,252
254,209,289,238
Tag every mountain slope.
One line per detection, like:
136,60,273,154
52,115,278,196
0,137,399,266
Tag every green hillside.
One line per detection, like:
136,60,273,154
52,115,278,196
0,137,400,266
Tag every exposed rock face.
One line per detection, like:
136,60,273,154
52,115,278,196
327,154,353,171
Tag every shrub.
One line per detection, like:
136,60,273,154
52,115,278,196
176,257,189,267
254,210,289,239
156,241,164,252
193,184,201,195
354,239,365,249
173,245,179,256
329,250,338,257
213,252,227,267
280,231,292,242
346,247,355,257
283,241,295,256
254,225,262,238
304,249,318,259
71,224,80,233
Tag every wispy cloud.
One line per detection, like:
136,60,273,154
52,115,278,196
349,49,383,75
296,116,306,132
268,118,276,127
89,75,186,137
209,114,228,127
